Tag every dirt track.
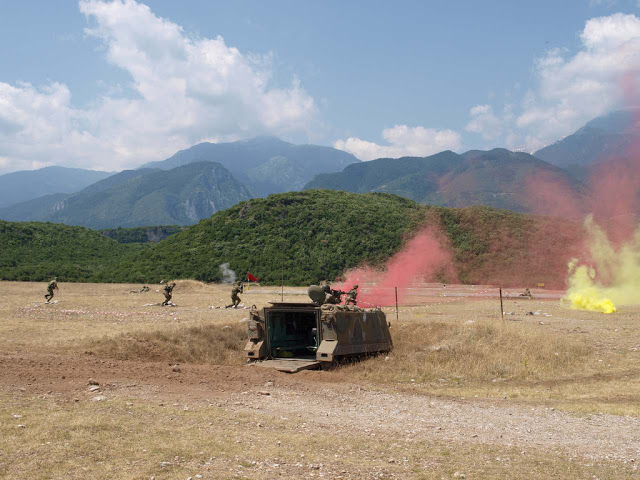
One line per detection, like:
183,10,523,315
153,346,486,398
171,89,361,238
3,350,639,465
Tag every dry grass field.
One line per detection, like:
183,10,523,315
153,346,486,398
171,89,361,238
1,280,639,479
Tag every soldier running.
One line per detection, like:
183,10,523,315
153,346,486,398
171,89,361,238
162,282,176,306
226,281,244,308
344,284,358,305
44,277,59,303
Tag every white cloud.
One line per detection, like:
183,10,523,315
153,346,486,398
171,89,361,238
471,13,640,152
0,0,316,173
465,104,504,140
334,125,462,161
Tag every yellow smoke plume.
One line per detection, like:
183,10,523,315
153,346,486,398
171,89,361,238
565,215,640,313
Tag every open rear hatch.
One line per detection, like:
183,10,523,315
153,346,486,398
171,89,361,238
258,307,321,372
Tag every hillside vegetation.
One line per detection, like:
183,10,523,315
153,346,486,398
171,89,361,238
103,190,426,284
0,221,144,282
1,191,581,286
99,225,185,244
105,190,580,287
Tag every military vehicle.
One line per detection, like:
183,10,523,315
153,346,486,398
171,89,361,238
244,285,392,372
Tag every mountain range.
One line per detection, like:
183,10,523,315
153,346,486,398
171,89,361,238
0,166,113,208
0,162,251,228
533,109,638,168
1,110,636,228
305,148,587,213
142,136,358,196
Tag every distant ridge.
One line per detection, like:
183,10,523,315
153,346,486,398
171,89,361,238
0,166,113,208
534,109,639,168
305,148,586,214
0,162,251,228
142,136,358,196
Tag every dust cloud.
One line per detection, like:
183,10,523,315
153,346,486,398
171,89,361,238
219,262,237,284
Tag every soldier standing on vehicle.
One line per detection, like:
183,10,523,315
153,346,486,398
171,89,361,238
226,281,244,308
345,285,358,305
323,284,346,304
44,277,58,303
162,282,176,306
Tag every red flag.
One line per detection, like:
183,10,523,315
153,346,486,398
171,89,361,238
247,272,259,282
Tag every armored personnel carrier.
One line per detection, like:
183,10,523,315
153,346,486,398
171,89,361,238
244,285,393,372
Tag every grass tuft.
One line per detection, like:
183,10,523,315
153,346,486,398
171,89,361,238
90,322,247,365
347,319,590,384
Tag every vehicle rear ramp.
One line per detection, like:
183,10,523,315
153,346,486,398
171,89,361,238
252,357,321,373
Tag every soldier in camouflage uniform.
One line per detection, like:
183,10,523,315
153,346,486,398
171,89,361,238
226,281,244,308
162,282,176,306
344,285,358,305
321,283,345,304
44,277,58,303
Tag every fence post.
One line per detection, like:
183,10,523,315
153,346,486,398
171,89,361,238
395,286,399,321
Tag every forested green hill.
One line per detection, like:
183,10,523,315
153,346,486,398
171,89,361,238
102,190,426,284
0,221,144,282
104,190,580,287
1,191,581,287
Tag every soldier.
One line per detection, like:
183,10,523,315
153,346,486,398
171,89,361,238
519,288,533,298
44,277,58,303
162,282,176,306
226,281,244,308
345,285,358,305
130,285,149,294
322,283,345,304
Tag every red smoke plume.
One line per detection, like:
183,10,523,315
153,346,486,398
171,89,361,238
340,226,457,307
338,75,640,301
590,156,640,244
524,169,586,221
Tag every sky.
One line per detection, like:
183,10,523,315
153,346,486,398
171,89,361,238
2,0,640,173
